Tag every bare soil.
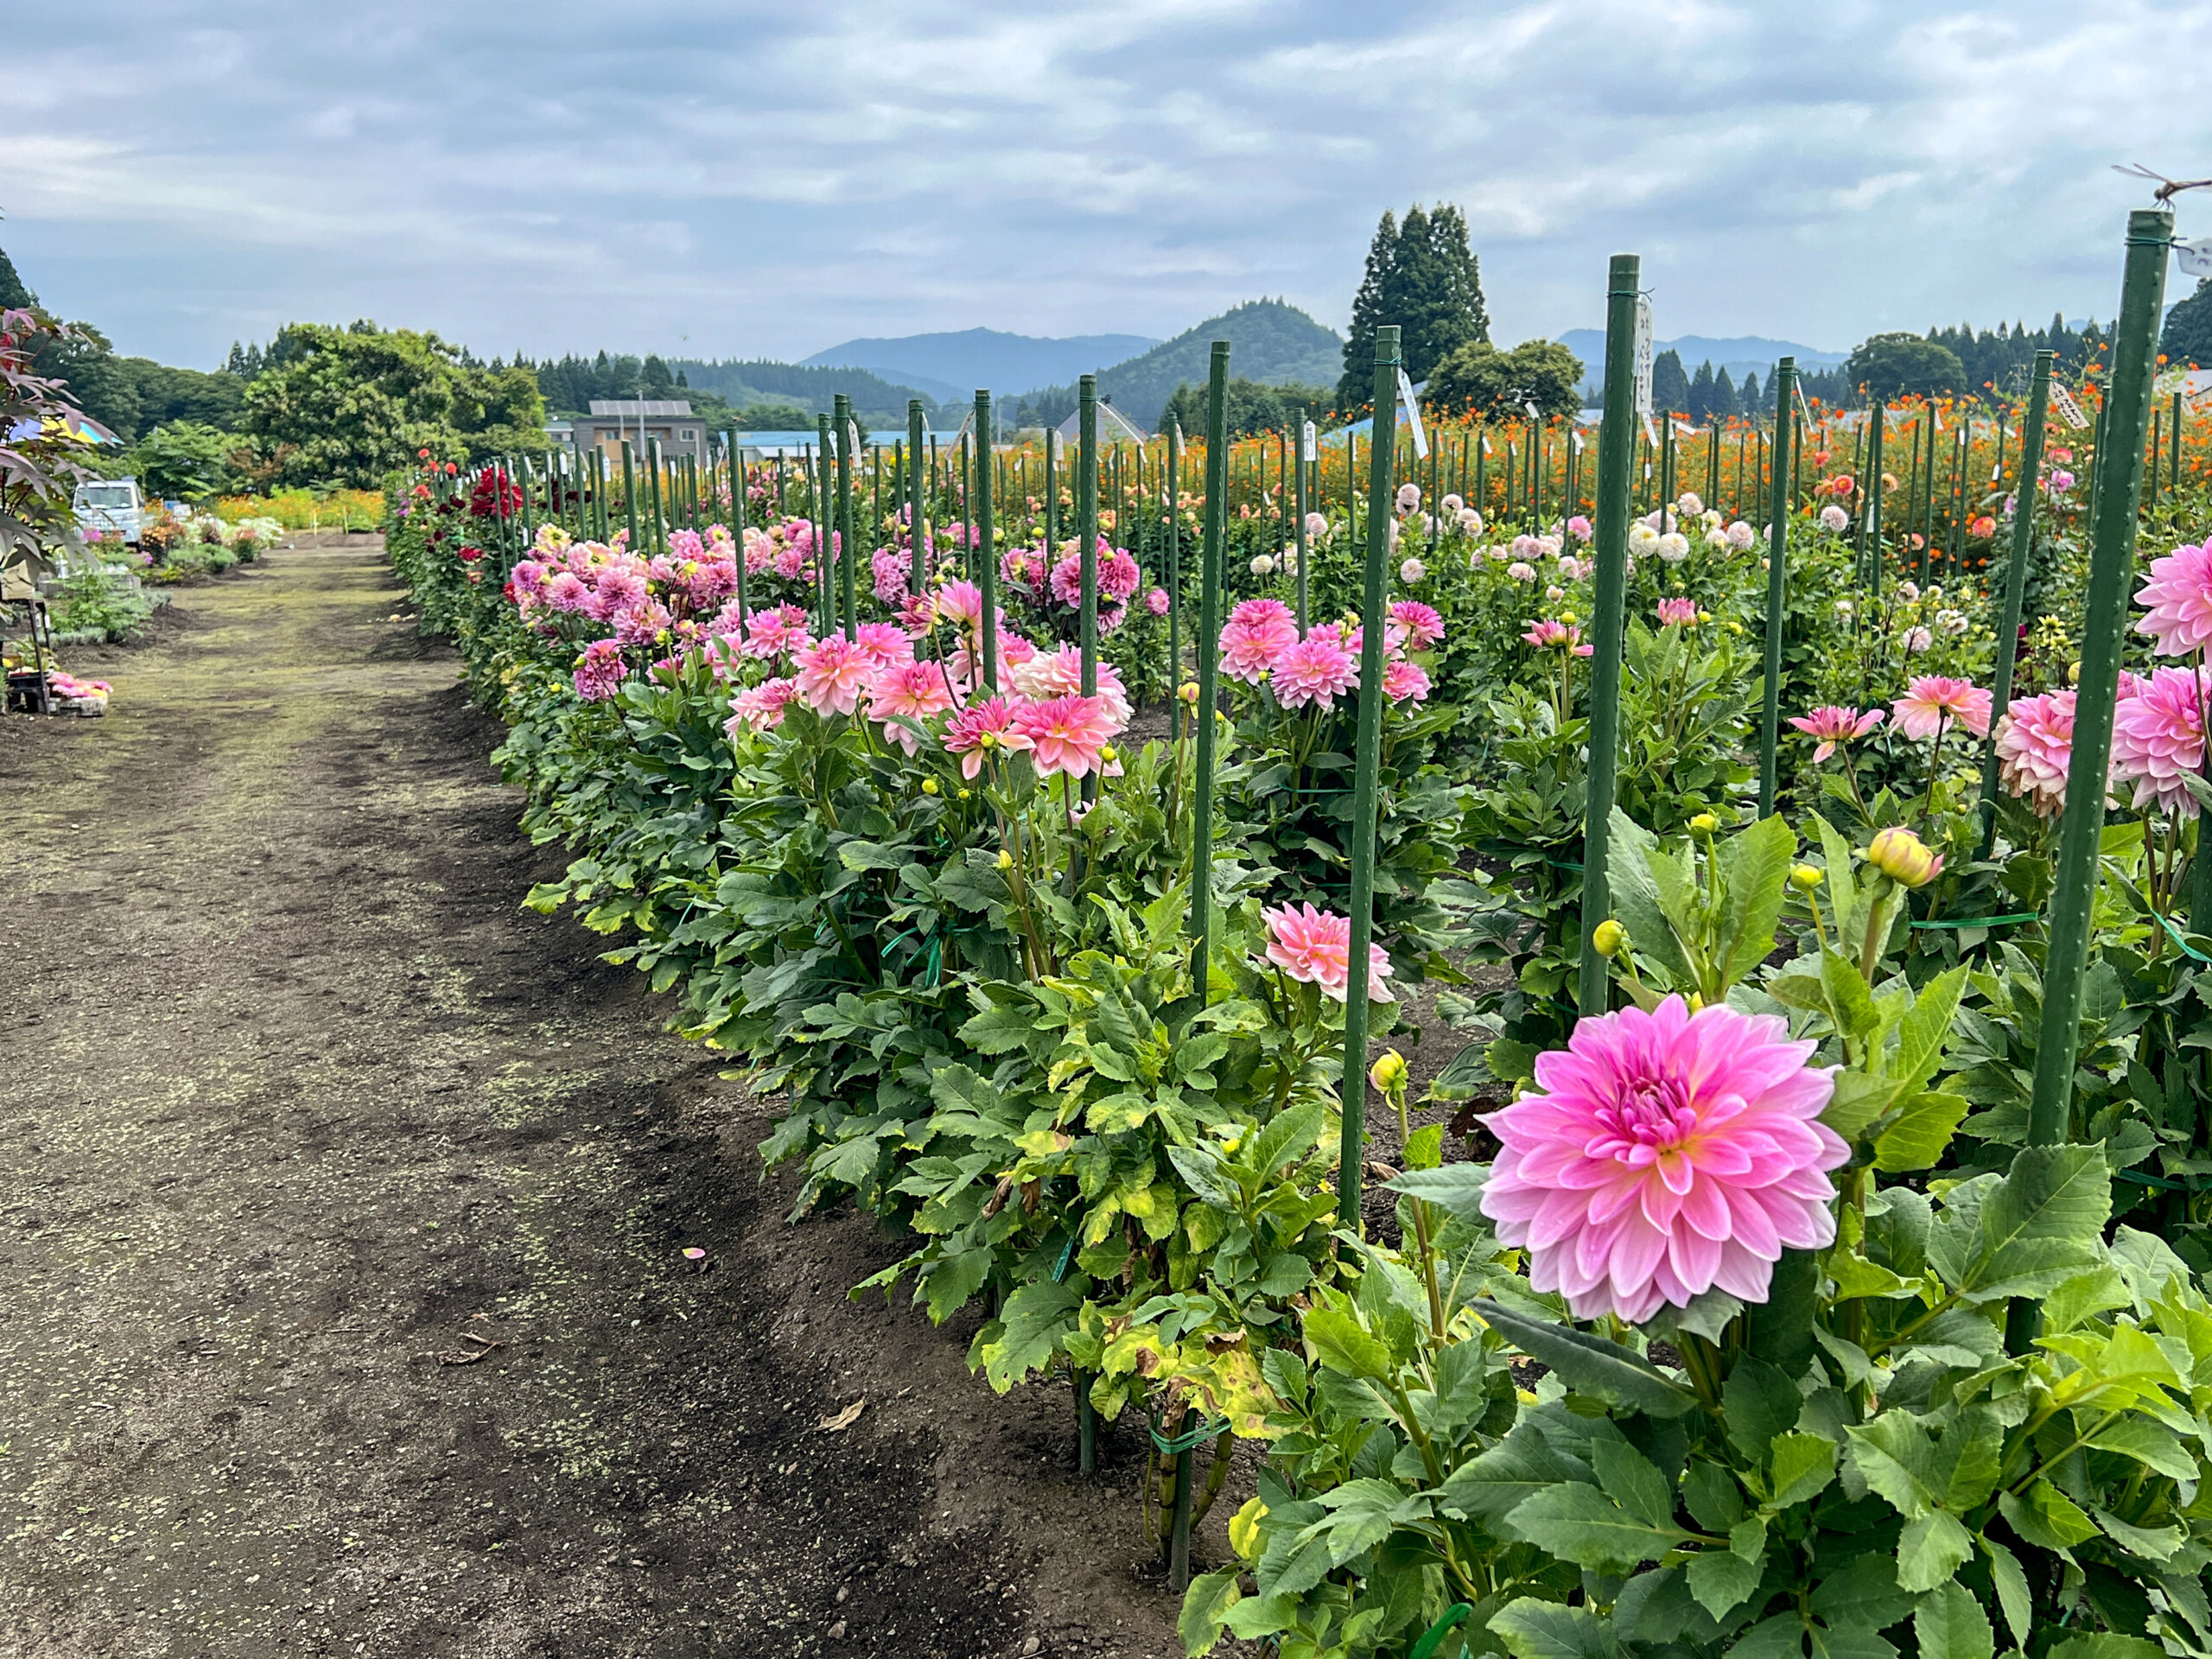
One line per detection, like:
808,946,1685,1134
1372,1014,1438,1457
0,537,1192,1659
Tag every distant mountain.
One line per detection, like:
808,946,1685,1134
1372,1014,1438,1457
802,327,1160,404
1555,331,1847,395
1020,300,1342,431
671,359,953,425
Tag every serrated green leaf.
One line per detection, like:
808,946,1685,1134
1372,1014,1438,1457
1177,1567,1243,1656
1718,815,1797,985
1913,1580,1993,1659
1593,1438,1674,1529
1478,1303,1700,1417
1897,1510,1974,1593
1895,965,1969,1090
1725,1356,1802,1462
1488,1597,1624,1659
1504,1483,1686,1572
1305,1306,1393,1381
1875,1091,1971,1173
1980,1536,2031,1648
1846,1415,1934,1518
1688,1547,1766,1618
1770,1432,1838,1508
1438,1421,1592,1529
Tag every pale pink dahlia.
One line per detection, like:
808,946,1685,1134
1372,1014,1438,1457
1789,705,1884,762
2134,542,2212,658
864,659,957,753
727,677,798,734
1480,996,1847,1324
1273,635,1359,711
1383,659,1431,704
942,696,1026,779
1220,599,1300,684
1388,601,1444,651
1891,676,1991,741
1146,588,1170,617
1261,902,1394,1003
1522,620,1592,656
1993,689,2078,817
793,636,872,716
855,621,916,670
573,639,629,702
1656,598,1698,627
1011,694,1117,779
2112,665,2210,817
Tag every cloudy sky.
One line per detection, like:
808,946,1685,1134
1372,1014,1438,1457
8,0,2210,372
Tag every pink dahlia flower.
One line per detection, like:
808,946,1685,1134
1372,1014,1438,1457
855,621,915,669
872,546,912,606
1048,555,1085,608
1146,588,1170,617
1789,704,1884,762
1567,515,1592,543
1388,600,1444,651
1219,599,1300,684
1009,645,1130,732
573,639,629,702
1011,694,1117,780
1993,689,2078,817
864,659,957,753
1274,634,1359,710
1522,620,1592,656
1891,676,1991,741
943,696,1026,779
1261,902,1394,1003
793,636,872,716
1100,547,1141,602
2134,542,2212,658
741,606,812,661
1479,996,1847,1324
2112,665,2209,817
1656,598,1697,627
1382,659,1431,704
933,580,986,636
727,677,798,734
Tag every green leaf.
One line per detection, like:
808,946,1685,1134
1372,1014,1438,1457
1382,1164,1490,1229
1897,1510,1974,1593
1179,1567,1243,1656
1894,965,1969,1090
1724,1356,1802,1463
1929,1405,2002,1510
1439,1421,1594,1529
1592,1438,1675,1530
1488,1598,1624,1659
1824,1071,1908,1141
1717,814,1797,987
1403,1122,1444,1171
2095,1507,2185,1561
1504,1484,1686,1572
1478,1303,1700,1418
1913,1580,1993,1659
1606,808,1697,983
836,839,906,871
2082,1415,2198,1481
920,1248,994,1322
1304,1307,1393,1381
1252,1098,1325,1179
1874,1091,1971,1173
1997,1481,2099,1551
1300,1478,1432,1566
2043,1266,2132,1334
1821,948,1881,1044
1688,1547,1766,1618
1681,1460,1746,1531
1845,1415,1935,1518
2046,1637,2166,1659
1769,1433,1838,1508
1980,1536,2031,1648
1974,1143,2112,1293
1733,1613,1808,1659
1810,1551,1916,1633
976,1279,1082,1394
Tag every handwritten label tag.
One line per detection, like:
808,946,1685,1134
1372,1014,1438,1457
2050,383,2090,429
1632,296,1655,420
1301,420,1317,463
1642,415,1659,449
1396,368,1429,460
2176,238,2212,278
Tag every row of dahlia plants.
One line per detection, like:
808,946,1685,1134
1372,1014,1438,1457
391,427,2212,1659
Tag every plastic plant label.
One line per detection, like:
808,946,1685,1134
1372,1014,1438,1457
1397,368,1430,460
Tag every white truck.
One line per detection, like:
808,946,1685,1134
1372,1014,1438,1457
72,477,146,549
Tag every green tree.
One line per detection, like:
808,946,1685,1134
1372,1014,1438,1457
1651,348,1690,415
1843,331,1965,400
0,244,36,310
123,421,240,499
1158,376,1291,441
243,322,547,487
1425,339,1585,422
1713,365,1738,420
2163,276,2212,367
1338,204,1488,408
1687,359,1716,422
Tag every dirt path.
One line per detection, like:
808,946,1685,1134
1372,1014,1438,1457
0,541,1189,1659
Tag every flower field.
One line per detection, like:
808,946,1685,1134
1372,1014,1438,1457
385,217,2212,1659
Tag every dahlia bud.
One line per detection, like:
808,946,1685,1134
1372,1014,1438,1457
1179,682,1200,703
1866,826,1942,888
979,730,998,749
1689,812,1719,835
1369,1051,1408,1096
995,850,1013,870
1789,864,1824,891
921,778,939,796
1592,918,1627,957
1099,744,1116,762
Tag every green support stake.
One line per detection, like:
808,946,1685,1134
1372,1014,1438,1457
730,434,750,630
1757,358,1797,818
1337,325,1401,1231
816,419,834,635
907,401,927,597
975,390,998,689
1166,421,1183,739
1862,400,1886,592
1189,345,1230,993
1078,376,1099,698
1974,353,2056,855
1045,427,1058,565
1294,421,1311,632
620,441,640,553
2009,207,2173,1351
834,395,856,639
647,437,668,555
1578,256,1643,1018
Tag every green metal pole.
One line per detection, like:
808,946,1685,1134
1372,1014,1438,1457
907,401,927,597
648,436,669,556
1294,423,1311,632
1078,376,1099,696
1975,353,2053,858
1167,422,1183,739
975,390,998,690
2025,214,2158,1141
730,434,749,630
1045,427,1058,565
2010,207,2171,1349
1189,346,1230,993
1758,358,1797,818
834,396,856,639
1338,325,1401,1230
814,423,832,635
1863,401,1886,593
1577,256,1643,1018
620,441,639,552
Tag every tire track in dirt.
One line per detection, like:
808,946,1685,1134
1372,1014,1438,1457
0,541,1187,1659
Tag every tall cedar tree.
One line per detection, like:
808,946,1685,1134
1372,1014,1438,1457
1338,205,1488,409
0,245,36,311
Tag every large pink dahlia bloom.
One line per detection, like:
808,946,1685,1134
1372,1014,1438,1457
1993,689,2078,817
1261,902,1395,1003
2135,541,2212,657
1480,996,1847,1324
2112,665,2209,817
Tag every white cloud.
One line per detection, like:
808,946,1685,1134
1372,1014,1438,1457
3,0,2208,368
